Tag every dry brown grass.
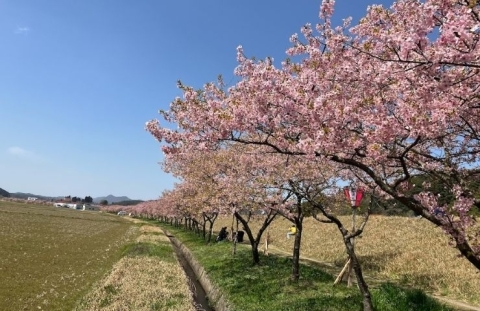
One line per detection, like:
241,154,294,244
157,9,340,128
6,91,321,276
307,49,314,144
136,224,171,244
0,201,138,311
138,225,163,234
214,215,480,305
77,225,195,311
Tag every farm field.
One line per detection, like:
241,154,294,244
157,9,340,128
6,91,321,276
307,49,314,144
0,200,139,310
214,215,480,307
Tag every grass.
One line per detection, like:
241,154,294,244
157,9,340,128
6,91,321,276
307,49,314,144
121,241,177,262
161,223,453,311
372,283,452,311
0,200,139,311
0,199,469,310
213,215,480,306
76,224,195,311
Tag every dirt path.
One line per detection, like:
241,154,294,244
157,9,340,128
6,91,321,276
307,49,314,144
266,244,480,311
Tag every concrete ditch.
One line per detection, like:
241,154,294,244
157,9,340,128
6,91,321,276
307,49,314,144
164,230,231,311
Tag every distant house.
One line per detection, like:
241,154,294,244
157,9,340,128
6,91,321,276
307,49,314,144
82,204,99,211
27,197,38,201
117,211,127,216
67,204,82,210
54,203,80,209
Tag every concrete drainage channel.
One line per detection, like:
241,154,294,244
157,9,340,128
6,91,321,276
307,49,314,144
164,230,230,311
173,245,212,311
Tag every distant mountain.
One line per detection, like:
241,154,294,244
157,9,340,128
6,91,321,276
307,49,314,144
0,188,10,197
4,191,132,204
10,192,61,201
93,195,132,204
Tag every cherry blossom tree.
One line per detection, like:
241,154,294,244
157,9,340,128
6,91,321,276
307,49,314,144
163,150,228,242
146,0,480,277
184,144,282,264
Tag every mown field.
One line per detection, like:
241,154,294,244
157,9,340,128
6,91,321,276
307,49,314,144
0,200,139,310
214,215,480,306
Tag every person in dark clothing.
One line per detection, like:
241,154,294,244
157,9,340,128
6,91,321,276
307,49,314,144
216,227,229,242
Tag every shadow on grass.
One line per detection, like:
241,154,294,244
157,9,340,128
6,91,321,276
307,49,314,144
372,283,453,311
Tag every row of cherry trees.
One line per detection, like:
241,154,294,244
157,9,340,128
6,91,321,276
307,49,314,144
137,1,480,310
147,0,480,268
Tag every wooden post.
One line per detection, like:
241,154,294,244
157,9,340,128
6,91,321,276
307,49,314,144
334,259,351,285
263,231,270,256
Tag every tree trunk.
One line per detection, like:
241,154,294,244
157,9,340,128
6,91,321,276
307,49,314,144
291,221,303,281
289,195,305,281
234,212,260,264
234,210,277,265
291,225,302,281
343,235,373,311
313,201,374,311
251,240,260,264
194,220,200,235
207,221,213,243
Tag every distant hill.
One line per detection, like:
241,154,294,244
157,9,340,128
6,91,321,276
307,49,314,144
10,192,61,201
0,188,10,197
4,191,133,204
93,195,132,204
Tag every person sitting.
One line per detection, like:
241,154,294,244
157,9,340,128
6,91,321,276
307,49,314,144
216,227,229,242
434,208,446,217
286,225,296,239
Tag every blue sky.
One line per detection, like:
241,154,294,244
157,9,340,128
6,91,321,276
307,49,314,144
0,0,393,200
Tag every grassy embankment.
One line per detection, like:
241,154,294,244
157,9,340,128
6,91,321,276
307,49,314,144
162,222,453,311
213,215,480,306
0,200,195,311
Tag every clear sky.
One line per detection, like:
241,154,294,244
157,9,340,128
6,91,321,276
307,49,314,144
0,0,393,200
